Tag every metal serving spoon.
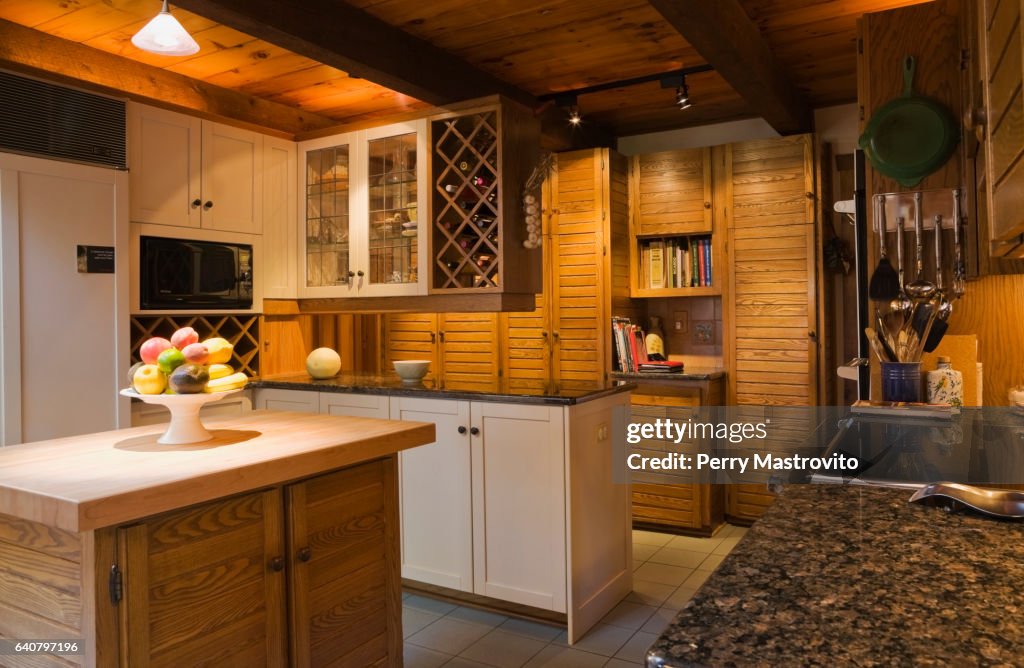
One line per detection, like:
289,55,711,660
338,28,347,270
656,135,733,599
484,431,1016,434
904,192,937,303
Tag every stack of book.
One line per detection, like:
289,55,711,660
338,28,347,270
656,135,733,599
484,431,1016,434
639,236,712,289
611,317,684,373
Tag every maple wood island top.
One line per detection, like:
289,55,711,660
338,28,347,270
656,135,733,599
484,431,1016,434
0,409,435,533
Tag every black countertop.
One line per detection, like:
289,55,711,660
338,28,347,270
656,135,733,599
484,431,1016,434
647,484,1024,666
253,373,634,406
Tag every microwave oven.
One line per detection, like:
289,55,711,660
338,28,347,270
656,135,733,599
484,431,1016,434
139,236,253,310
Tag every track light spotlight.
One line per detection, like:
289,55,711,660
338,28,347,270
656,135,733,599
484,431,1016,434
568,104,582,126
676,78,692,110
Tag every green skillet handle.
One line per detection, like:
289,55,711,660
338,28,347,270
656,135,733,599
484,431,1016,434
903,56,916,97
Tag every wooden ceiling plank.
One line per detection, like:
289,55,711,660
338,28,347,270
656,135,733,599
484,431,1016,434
170,0,535,107
0,18,335,136
648,0,813,135
0,0,89,27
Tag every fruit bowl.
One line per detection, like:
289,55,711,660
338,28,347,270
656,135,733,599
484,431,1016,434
120,388,242,444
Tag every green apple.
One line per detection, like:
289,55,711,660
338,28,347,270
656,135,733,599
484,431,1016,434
157,347,186,374
132,364,166,395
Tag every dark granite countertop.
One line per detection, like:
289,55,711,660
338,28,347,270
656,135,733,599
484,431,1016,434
648,484,1024,666
253,373,634,406
610,368,725,382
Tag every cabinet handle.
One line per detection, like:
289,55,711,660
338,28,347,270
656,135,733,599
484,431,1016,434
203,200,213,210
269,556,285,572
347,270,356,278
703,201,711,209
356,270,364,277
439,331,446,342
552,331,560,340
805,192,814,200
191,198,202,209
429,332,436,344
808,330,818,340
470,427,480,436
297,547,312,563
458,426,467,434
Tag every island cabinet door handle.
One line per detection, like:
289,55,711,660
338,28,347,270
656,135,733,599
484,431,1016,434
458,426,467,434
190,198,202,209
470,427,480,436
203,200,213,210
297,547,312,563
269,556,285,572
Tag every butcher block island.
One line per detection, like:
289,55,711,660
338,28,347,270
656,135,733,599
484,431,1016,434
0,410,435,668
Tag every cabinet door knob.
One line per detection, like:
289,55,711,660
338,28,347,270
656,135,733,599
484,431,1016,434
429,332,436,344
809,330,818,340
458,426,467,434
347,270,356,278
703,201,711,209
269,556,285,572
297,547,312,563
356,270,364,277
203,200,213,210
191,198,202,209
470,427,480,436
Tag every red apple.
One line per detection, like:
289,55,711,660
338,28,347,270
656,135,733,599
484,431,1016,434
181,342,210,365
170,327,199,350
140,337,173,364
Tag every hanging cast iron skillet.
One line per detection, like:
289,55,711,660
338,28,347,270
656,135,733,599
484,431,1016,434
858,56,960,187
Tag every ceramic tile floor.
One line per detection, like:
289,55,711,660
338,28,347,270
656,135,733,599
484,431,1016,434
403,524,749,667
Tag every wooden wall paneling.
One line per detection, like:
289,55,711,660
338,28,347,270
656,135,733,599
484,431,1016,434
0,513,85,666
609,151,641,326
260,315,314,377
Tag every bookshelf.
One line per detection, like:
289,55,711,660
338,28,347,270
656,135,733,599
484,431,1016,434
633,234,719,297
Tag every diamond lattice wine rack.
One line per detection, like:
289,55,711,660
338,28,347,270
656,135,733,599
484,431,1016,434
429,98,542,295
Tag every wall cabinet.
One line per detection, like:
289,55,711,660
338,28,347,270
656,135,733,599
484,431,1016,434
428,98,542,295
297,121,429,299
115,459,400,667
129,103,263,235
262,136,298,300
629,148,721,297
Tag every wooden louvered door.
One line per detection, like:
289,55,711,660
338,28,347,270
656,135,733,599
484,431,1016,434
383,313,440,381
549,149,611,391
722,135,821,523
438,313,501,389
723,135,820,407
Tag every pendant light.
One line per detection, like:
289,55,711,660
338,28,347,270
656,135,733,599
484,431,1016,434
132,0,200,57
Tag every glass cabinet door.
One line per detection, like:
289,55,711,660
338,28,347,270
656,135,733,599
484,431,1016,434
366,130,420,288
304,142,351,288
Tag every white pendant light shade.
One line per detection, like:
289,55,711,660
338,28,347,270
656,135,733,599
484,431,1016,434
132,1,199,56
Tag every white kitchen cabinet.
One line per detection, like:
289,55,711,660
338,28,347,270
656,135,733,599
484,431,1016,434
252,387,319,413
470,402,567,611
131,390,253,426
128,103,262,235
391,397,474,592
262,136,298,299
297,120,428,298
319,391,389,418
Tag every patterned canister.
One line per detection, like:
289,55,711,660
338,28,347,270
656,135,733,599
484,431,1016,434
926,356,963,407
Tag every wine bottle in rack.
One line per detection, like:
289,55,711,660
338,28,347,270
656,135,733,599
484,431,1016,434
444,184,458,194
471,213,495,227
472,175,490,188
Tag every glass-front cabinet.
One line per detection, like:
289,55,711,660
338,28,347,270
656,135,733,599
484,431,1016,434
298,120,427,298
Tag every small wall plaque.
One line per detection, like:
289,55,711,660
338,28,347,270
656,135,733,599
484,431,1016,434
77,245,115,274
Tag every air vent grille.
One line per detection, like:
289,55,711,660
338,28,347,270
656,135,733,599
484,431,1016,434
0,71,126,169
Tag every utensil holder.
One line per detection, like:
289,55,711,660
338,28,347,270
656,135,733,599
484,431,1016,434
881,362,922,402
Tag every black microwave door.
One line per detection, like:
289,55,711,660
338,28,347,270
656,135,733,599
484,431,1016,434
198,245,238,294
142,240,196,308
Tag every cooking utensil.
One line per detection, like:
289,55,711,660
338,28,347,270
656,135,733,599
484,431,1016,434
865,327,892,363
952,188,966,298
858,56,960,187
888,216,913,326
905,193,937,302
875,309,899,362
923,214,950,353
869,194,900,301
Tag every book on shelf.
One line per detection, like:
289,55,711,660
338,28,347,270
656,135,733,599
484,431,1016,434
648,240,665,289
702,237,713,286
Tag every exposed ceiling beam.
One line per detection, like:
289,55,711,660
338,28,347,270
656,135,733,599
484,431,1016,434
171,0,614,149
647,0,813,135
0,19,335,137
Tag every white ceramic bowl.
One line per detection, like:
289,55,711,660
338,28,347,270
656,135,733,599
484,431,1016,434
393,360,430,383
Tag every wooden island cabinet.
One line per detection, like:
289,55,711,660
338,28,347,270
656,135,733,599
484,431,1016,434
0,410,434,667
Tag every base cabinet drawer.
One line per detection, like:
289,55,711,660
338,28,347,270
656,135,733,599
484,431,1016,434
252,388,319,413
